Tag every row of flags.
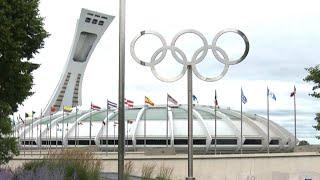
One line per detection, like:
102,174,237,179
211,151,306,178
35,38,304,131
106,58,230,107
16,86,297,124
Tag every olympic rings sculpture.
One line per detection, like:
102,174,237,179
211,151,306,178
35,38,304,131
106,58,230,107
130,29,249,82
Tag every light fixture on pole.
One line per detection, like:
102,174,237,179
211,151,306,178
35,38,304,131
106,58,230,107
130,29,249,180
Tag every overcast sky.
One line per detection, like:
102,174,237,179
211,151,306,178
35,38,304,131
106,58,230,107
17,0,320,143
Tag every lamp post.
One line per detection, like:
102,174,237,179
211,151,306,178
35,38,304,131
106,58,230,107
130,29,249,179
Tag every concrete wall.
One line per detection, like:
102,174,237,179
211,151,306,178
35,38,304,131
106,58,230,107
6,152,320,180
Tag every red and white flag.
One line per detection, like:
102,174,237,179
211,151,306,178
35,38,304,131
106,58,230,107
290,86,296,97
125,98,134,108
91,103,101,110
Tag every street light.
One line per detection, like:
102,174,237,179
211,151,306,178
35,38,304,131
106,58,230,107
130,29,249,180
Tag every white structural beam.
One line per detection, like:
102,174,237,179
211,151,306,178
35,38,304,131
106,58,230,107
62,109,105,146
131,107,146,149
168,107,175,147
199,107,242,148
94,110,117,146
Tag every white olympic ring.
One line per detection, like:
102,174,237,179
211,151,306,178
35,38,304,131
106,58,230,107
130,29,249,82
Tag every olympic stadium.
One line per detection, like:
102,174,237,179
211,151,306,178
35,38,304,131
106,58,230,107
13,9,296,154
14,105,296,153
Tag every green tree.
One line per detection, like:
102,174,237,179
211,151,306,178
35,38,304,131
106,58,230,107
0,0,48,164
304,65,320,139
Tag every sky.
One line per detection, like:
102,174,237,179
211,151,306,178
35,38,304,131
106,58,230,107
16,0,320,143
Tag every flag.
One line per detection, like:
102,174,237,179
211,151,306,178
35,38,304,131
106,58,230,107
167,94,178,105
267,88,276,101
290,86,296,97
124,98,134,108
107,100,117,109
241,88,247,104
145,96,154,106
50,106,56,113
192,95,198,103
214,90,218,107
25,111,35,118
102,121,106,126
63,106,73,112
91,103,101,110
19,115,25,124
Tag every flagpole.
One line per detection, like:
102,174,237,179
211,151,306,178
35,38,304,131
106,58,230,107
90,102,92,146
40,110,42,155
106,103,108,155
56,121,58,150
126,120,128,154
166,93,169,147
114,123,116,152
49,109,52,153
75,107,78,148
24,116,26,156
214,90,217,155
240,88,243,154
31,111,33,156
62,106,65,151
144,102,147,150
36,115,38,154
267,87,270,154
294,86,297,146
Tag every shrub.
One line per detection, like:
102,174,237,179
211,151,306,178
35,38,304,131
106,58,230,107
155,163,173,180
124,160,134,180
298,140,310,146
141,163,156,180
47,148,101,180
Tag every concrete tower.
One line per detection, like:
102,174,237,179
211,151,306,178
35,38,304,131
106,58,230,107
44,9,114,115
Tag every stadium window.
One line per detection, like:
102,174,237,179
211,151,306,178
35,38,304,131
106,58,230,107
98,21,104,26
85,17,91,23
215,139,237,145
193,139,206,145
269,139,279,145
92,19,98,24
174,139,188,145
244,139,262,145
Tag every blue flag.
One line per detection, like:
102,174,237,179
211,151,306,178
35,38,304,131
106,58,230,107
267,88,276,101
241,88,247,104
192,95,198,103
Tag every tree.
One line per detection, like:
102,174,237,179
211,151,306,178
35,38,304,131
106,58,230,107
0,0,48,164
304,65,320,139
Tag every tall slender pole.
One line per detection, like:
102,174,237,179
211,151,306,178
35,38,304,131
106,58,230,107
24,118,26,156
49,110,52,152
267,87,270,154
240,88,243,154
62,108,65,150
40,112,42,155
90,102,92,146
294,88,297,146
186,65,194,180
126,120,128,153
166,94,169,147
31,112,33,156
144,105,147,149
118,0,126,178
75,107,78,148
36,117,38,154
114,123,116,152
214,90,217,155
106,106,109,155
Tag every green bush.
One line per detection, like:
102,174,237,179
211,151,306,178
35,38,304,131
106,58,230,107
141,163,156,180
47,149,101,180
155,164,173,180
